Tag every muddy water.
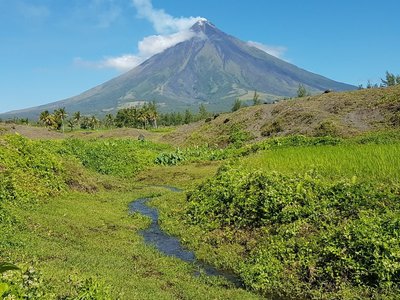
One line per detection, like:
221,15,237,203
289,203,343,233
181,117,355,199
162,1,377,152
129,186,242,287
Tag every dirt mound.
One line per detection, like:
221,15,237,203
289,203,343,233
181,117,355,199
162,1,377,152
161,85,400,146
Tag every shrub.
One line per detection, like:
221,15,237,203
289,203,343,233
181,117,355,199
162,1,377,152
154,151,186,166
0,134,65,205
186,166,400,298
60,138,163,177
228,125,253,147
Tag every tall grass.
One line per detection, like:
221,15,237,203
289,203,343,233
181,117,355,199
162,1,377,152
241,143,400,184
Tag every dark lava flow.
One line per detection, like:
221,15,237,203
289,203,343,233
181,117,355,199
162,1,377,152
129,185,242,287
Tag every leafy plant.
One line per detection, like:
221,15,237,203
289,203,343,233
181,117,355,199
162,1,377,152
0,262,20,298
186,165,400,298
0,262,19,273
154,150,186,166
228,125,253,147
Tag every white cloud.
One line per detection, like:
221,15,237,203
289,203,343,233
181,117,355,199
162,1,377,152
132,0,204,34
247,41,287,60
101,55,144,71
138,30,196,57
77,0,204,72
74,55,143,72
77,0,289,72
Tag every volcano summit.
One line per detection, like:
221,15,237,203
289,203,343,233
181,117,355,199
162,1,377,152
1,20,355,119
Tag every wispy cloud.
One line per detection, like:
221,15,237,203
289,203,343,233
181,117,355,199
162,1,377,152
74,55,143,71
247,41,288,60
77,0,204,72
132,0,203,34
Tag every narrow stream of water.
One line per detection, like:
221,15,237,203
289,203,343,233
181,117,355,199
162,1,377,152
128,185,242,287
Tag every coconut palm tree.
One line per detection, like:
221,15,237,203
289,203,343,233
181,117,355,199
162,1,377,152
104,114,114,128
147,101,158,128
137,108,148,129
43,114,57,129
73,111,81,128
89,115,99,130
54,107,67,133
67,118,75,131
39,110,50,125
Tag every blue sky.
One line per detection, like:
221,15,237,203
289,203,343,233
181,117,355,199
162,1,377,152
1,0,399,113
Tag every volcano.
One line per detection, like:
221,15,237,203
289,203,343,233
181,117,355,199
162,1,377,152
1,20,355,119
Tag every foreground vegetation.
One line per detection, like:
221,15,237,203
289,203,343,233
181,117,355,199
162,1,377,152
1,116,400,298
0,134,258,298
153,132,400,299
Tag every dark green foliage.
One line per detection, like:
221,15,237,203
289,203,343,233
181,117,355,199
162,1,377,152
186,166,400,298
109,102,159,129
159,111,184,126
184,109,193,124
228,125,253,147
154,151,186,166
0,262,19,273
381,71,400,87
114,107,138,128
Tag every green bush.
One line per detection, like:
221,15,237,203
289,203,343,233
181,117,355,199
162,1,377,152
60,138,164,177
1,265,113,299
154,150,186,166
228,125,253,147
0,134,65,205
186,166,400,298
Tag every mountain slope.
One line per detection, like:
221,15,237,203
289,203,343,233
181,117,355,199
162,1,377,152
162,85,400,147
1,20,355,120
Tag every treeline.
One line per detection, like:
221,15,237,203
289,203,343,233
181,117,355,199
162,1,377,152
36,102,213,131
359,70,400,89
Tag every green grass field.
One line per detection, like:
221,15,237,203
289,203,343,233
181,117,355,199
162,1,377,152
0,135,257,299
1,129,400,299
240,143,400,184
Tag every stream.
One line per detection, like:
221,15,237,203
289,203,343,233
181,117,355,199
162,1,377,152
128,185,242,287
